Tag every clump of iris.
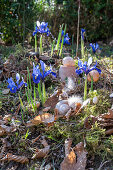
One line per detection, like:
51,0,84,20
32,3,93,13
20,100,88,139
90,43,99,53
61,30,70,45
7,73,27,93
32,60,56,84
76,57,101,100
76,57,101,76
33,21,50,36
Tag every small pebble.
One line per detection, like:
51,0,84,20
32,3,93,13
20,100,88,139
93,96,98,104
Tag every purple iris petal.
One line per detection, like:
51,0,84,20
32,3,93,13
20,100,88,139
81,28,86,40
51,71,56,77
33,21,50,36
63,33,70,45
7,74,27,93
40,60,46,74
10,86,17,93
78,59,83,68
16,73,20,86
33,74,40,84
90,43,99,53
76,68,83,75
44,69,52,78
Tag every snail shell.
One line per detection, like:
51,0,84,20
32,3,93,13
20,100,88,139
55,100,70,115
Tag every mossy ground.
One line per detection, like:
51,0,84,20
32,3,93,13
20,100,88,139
0,44,113,169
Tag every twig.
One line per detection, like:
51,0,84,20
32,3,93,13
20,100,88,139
76,0,80,58
98,160,111,170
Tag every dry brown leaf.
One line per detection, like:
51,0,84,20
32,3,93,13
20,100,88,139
65,138,72,157
32,137,50,159
26,113,55,127
73,142,87,170
60,150,76,170
0,125,15,136
105,128,113,135
60,141,87,170
84,116,97,129
1,153,29,164
44,89,62,109
43,106,51,112
101,109,113,119
44,95,59,109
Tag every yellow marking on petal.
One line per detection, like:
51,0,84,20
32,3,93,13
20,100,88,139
12,88,14,90
35,76,37,79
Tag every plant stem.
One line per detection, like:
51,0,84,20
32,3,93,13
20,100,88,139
34,23,37,52
39,34,43,55
91,76,93,91
84,75,87,100
42,81,46,105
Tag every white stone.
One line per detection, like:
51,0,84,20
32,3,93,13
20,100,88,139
62,57,75,67
93,96,98,104
109,93,113,98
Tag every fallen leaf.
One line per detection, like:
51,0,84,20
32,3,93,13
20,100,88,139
43,106,51,112
1,153,29,163
101,109,113,119
26,113,55,127
0,124,16,136
105,128,113,135
44,89,62,109
60,140,87,170
32,137,50,159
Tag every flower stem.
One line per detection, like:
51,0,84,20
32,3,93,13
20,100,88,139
34,23,37,52
91,76,93,91
84,76,87,100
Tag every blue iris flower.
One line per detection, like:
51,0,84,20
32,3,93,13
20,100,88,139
81,28,86,40
76,57,101,76
32,60,56,83
33,21,50,36
90,43,99,53
61,30,70,45
7,73,27,93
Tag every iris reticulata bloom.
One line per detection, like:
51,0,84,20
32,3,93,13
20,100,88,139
7,73,27,93
32,60,56,84
33,21,50,36
61,30,70,45
76,57,101,76
81,28,86,40
90,43,99,53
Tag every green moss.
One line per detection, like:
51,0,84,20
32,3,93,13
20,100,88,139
84,89,112,117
